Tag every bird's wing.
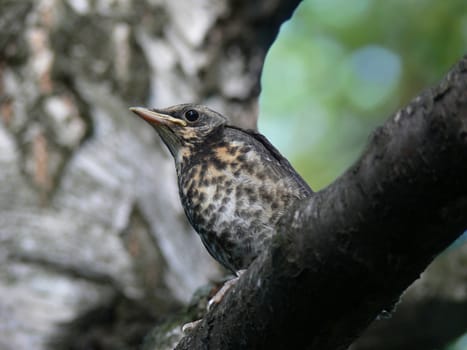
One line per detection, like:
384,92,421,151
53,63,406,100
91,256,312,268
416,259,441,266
226,126,313,197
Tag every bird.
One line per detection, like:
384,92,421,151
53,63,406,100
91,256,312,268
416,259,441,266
130,104,313,275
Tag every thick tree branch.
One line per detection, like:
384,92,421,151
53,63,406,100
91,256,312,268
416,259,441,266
351,297,467,350
350,242,467,350
175,57,467,349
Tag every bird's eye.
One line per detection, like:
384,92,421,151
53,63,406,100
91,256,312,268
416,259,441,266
185,110,199,122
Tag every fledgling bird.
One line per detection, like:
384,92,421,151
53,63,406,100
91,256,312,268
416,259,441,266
130,104,313,275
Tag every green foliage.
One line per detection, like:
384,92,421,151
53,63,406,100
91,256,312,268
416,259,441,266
260,0,466,189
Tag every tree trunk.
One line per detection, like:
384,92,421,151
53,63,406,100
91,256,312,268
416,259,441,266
0,0,301,349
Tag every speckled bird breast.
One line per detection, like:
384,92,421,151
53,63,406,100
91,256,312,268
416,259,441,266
176,137,305,272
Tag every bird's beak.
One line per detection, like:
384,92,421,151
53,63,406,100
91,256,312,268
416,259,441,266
129,107,187,127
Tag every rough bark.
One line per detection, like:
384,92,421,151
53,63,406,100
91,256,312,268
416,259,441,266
351,243,467,350
0,0,302,349
175,57,467,349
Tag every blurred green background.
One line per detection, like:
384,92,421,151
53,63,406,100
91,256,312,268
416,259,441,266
259,0,467,190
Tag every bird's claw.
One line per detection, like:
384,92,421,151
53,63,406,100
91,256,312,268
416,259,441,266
182,319,202,334
207,269,246,311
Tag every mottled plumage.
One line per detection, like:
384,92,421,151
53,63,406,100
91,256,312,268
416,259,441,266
130,104,312,273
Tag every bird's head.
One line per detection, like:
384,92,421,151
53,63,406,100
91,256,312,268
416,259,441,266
130,104,228,158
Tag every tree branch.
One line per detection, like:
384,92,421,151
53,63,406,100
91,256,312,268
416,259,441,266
175,57,467,349
350,243,467,350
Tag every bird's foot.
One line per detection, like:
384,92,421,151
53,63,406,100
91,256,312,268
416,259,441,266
207,269,246,311
182,271,246,333
182,319,202,334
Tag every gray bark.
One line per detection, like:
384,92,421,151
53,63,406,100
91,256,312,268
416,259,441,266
0,0,302,349
0,0,303,348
